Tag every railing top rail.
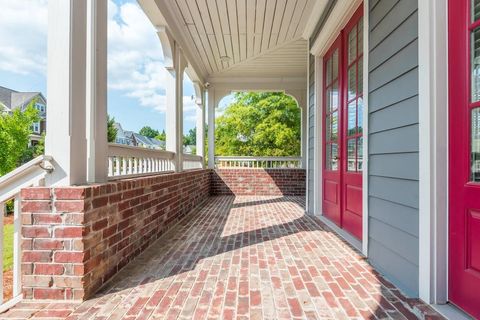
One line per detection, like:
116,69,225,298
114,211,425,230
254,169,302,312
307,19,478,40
0,155,53,203
108,143,175,159
215,156,301,161
183,154,203,161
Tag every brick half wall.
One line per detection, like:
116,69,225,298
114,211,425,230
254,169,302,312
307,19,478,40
211,169,306,196
20,169,210,300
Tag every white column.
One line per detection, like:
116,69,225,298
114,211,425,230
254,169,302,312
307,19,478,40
207,88,215,169
86,0,108,183
165,43,187,172
165,70,176,156
196,89,205,164
301,105,308,169
46,0,88,186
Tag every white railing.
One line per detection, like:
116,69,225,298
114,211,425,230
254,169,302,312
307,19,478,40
183,154,204,170
215,156,302,169
0,155,54,312
108,144,175,179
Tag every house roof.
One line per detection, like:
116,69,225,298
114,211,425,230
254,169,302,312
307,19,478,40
0,85,45,110
0,86,15,109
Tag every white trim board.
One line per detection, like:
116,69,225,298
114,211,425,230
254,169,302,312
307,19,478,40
418,0,449,304
361,0,369,257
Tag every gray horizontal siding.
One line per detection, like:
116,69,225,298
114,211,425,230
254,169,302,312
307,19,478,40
307,54,315,213
367,0,419,297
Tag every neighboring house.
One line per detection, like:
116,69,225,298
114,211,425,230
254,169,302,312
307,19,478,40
113,122,133,146
0,86,46,146
124,131,165,150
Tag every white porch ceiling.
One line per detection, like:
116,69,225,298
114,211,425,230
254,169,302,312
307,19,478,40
142,0,316,83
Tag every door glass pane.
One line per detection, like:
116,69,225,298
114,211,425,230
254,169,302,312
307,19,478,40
331,111,338,141
358,18,363,55
326,115,331,141
473,0,480,22
358,98,364,134
348,65,357,101
348,27,357,64
472,27,480,102
472,108,480,182
357,137,363,171
331,143,338,170
347,139,356,172
329,82,339,111
332,50,339,81
347,101,356,136
326,143,331,170
326,57,332,84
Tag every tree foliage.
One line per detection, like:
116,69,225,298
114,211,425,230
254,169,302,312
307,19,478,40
139,126,159,139
155,130,166,142
107,115,118,143
0,102,39,175
184,127,196,146
215,92,300,156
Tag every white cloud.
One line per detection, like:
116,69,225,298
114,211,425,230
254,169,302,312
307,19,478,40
0,0,48,75
0,0,198,121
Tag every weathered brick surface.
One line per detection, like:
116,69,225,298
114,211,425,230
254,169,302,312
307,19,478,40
3,196,444,319
20,169,210,301
211,169,306,196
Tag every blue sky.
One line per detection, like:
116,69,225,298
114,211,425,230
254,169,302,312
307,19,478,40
0,0,203,134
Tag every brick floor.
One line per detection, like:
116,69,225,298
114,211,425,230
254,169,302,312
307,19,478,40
1,196,444,319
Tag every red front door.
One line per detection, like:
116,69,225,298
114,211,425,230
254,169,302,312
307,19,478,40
322,6,363,240
449,0,480,318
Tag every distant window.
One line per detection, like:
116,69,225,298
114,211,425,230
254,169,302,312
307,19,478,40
35,103,45,112
31,122,40,133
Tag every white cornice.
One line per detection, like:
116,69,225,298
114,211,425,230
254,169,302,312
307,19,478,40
302,0,329,40
310,0,362,56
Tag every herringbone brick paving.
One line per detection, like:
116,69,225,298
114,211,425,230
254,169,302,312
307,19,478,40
1,196,444,319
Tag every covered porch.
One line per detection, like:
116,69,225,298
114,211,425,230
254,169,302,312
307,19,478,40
0,0,458,319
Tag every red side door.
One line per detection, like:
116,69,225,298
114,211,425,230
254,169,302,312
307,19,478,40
322,5,363,240
449,0,480,318
322,37,342,226
341,8,364,240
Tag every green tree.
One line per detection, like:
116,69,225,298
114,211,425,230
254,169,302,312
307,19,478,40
139,126,159,138
155,130,166,142
215,92,300,156
0,102,39,175
107,115,118,143
20,133,45,164
183,127,196,146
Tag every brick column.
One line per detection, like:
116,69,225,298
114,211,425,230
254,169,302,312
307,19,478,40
21,187,88,300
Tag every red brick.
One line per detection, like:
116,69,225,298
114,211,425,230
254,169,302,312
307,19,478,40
23,226,51,238
54,188,87,200
34,239,64,250
22,201,52,213
33,288,65,300
54,227,84,238
23,251,52,263
32,213,62,224
55,201,85,213
21,188,50,200
34,263,65,275
54,252,85,263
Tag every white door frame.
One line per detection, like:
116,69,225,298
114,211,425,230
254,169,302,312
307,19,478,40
418,0,449,304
